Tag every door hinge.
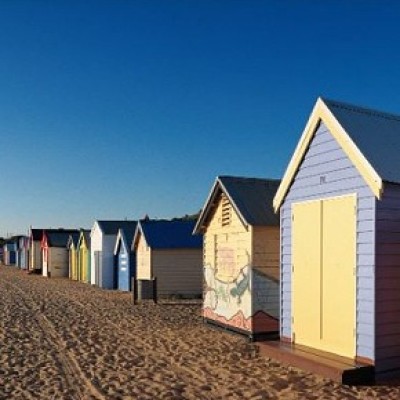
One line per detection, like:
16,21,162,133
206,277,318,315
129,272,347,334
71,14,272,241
292,264,294,273
353,328,356,338
291,316,294,324
292,214,294,221
292,332,296,343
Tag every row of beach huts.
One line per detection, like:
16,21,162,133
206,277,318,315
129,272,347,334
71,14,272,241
3,219,204,298
3,97,400,383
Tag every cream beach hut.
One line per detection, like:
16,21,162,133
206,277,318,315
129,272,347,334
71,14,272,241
132,219,203,298
194,176,280,339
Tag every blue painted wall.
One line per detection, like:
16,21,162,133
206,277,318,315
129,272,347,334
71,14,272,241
116,240,136,292
9,251,16,265
280,122,376,361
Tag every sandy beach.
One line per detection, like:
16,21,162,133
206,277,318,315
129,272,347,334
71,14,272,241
0,265,398,399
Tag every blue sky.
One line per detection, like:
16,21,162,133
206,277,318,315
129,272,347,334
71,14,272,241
1,0,400,236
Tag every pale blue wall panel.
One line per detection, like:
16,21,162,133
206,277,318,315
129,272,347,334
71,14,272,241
280,122,375,360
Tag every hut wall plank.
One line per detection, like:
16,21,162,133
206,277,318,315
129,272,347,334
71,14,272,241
280,122,376,359
101,234,117,289
152,249,202,296
136,234,151,280
90,222,102,285
48,247,69,278
376,183,400,372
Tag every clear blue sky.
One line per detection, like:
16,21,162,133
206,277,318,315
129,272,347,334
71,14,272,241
1,0,400,237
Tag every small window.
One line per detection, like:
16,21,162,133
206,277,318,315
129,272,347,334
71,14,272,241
221,195,231,226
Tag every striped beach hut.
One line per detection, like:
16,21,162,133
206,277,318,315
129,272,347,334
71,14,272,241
132,219,203,298
274,98,400,377
90,220,137,289
77,230,91,283
114,224,137,292
194,176,281,339
42,229,80,278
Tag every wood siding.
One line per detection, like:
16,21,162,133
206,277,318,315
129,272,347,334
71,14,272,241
202,193,279,333
48,248,69,278
375,182,400,373
152,249,202,296
101,235,118,289
252,226,280,321
203,194,252,276
280,122,376,361
116,239,134,292
136,233,151,280
30,241,42,271
252,226,279,281
90,223,102,285
90,223,116,288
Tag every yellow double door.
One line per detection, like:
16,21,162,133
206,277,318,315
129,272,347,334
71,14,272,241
292,194,356,358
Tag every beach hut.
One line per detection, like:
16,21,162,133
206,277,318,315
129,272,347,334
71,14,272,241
77,230,91,283
16,237,22,268
114,224,137,291
67,232,81,280
273,97,400,377
132,219,203,298
90,220,137,289
194,176,281,338
29,228,44,273
12,236,25,268
3,240,17,265
18,236,29,270
42,229,80,278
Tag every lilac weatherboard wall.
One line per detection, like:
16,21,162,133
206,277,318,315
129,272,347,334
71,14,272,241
280,122,375,362
275,97,400,377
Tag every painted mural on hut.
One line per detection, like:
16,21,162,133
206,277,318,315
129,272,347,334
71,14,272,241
203,245,279,333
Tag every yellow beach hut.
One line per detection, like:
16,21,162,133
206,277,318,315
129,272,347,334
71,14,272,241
194,176,281,339
67,233,80,280
77,230,91,283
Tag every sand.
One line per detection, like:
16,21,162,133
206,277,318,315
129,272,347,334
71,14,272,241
0,265,399,399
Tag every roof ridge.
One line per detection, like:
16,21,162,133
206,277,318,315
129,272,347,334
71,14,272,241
219,176,280,183
323,98,400,123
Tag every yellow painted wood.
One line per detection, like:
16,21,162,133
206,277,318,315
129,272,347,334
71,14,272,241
136,233,152,280
70,248,78,280
321,195,356,358
78,236,90,283
203,193,252,281
274,98,382,211
292,199,322,348
30,242,42,270
81,247,88,282
292,195,356,358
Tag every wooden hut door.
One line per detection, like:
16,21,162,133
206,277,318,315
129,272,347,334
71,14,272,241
292,195,356,358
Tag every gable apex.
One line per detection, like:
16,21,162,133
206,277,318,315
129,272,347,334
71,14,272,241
194,176,280,234
273,97,383,211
